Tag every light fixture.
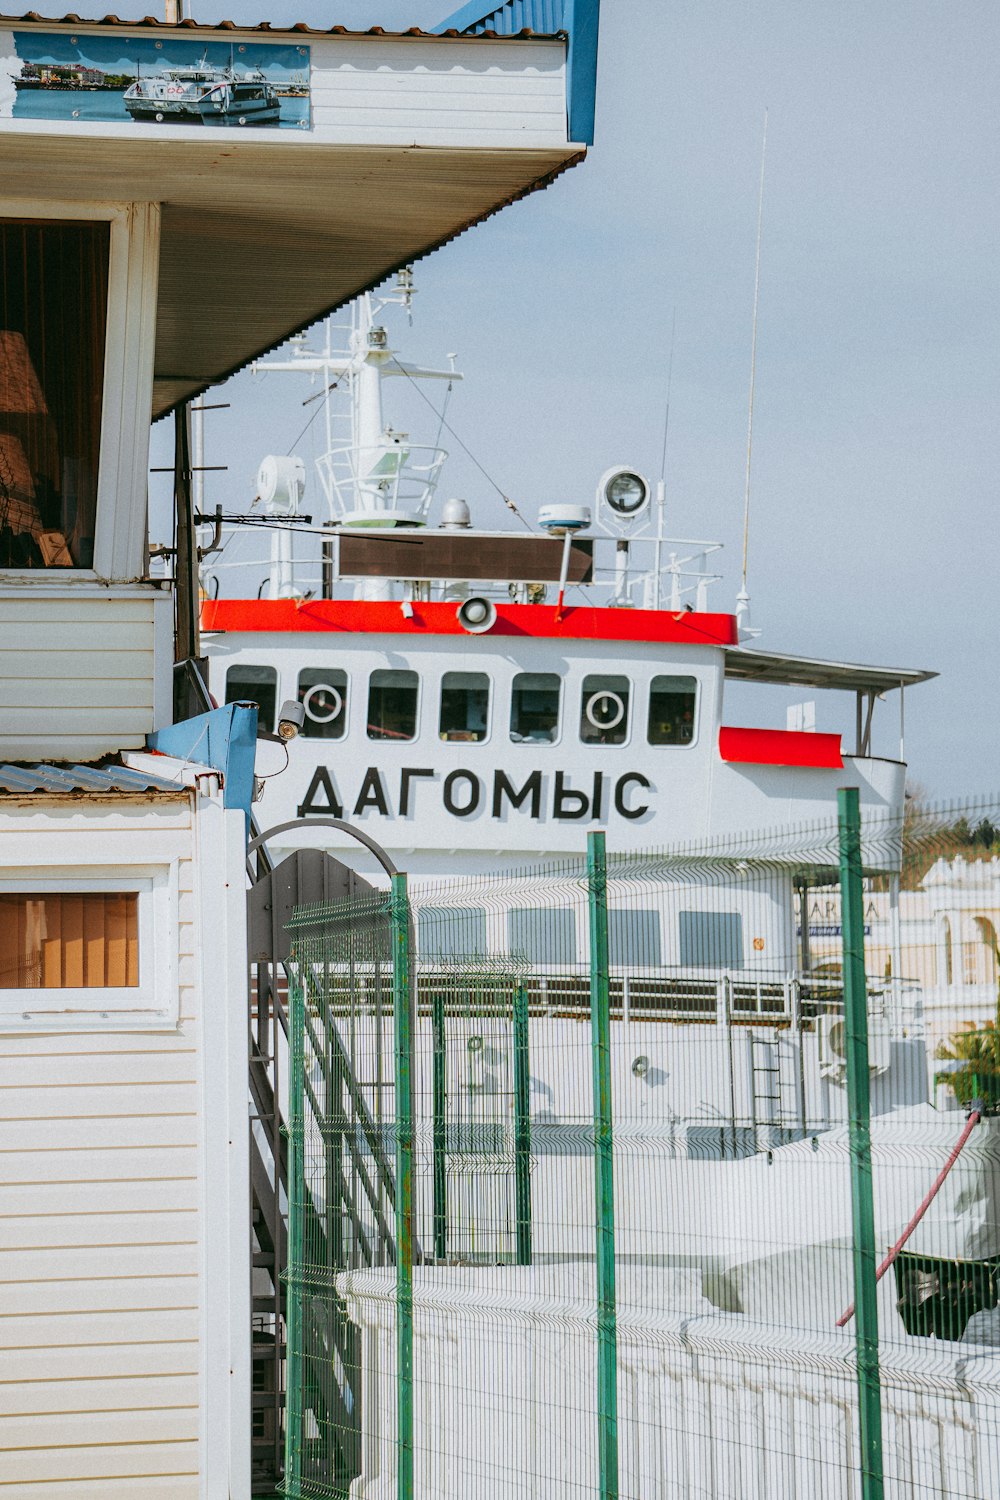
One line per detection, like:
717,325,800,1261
631,1055,651,1079
277,700,305,741
598,466,650,520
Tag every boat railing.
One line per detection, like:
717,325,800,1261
318,440,448,523
307,959,924,1032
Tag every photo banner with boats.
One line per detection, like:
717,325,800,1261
0,32,310,129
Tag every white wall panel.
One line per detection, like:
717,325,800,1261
0,587,169,758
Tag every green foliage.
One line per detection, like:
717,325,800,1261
936,1020,1000,1104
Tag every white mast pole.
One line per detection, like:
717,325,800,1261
739,110,768,634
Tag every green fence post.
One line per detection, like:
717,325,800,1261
432,989,447,1263
837,788,884,1500
391,875,414,1500
513,981,532,1266
284,970,304,1498
587,831,619,1500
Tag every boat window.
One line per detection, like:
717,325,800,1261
510,672,560,744
0,219,110,569
417,905,488,961
647,674,698,746
580,673,631,746
298,668,348,741
609,909,662,967
439,671,490,743
368,669,418,742
679,911,743,970
0,891,138,988
508,907,576,965
226,664,277,733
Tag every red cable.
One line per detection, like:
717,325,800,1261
836,1109,982,1328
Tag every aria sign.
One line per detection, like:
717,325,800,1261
297,765,653,823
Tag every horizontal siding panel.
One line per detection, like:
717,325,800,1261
0,1083,198,1118
0,1339,197,1384
310,83,564,111
0,734,149,760
0,1034,196,1060
0,1109,196,1148
0,709,155,735
0,1308,199,1349
0,621,153,651
0,651,152,681
0,1473,197,1498
0,1437,198,1484
0,1147,197,1184
0,1218,197,1254
1,680,154,710
0,1371,196,1417
0,1406,198,1451
6,1275,197,1316
0,599,156,625
0,1182,196,1221
0,1050,197,1088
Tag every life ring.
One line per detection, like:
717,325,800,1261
585,690,626,731
303,683,343,725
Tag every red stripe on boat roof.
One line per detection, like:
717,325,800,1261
718,726,844,769
201,598,740,647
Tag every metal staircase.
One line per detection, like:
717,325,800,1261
247,840,397,1493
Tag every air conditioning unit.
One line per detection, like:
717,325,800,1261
817,1013,891,1080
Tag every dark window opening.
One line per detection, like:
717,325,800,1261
510,672,560,744
0,219,110,569
417,905,488,960
440,671,489,743
368,669,418,742
679,911,743,970
647,674,698,746
509,907,576,965
298,668,348,740
609,909,662,966
226,664,277,733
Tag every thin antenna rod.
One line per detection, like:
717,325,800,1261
741,108,768,591
659,307,677,484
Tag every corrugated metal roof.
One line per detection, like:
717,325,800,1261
0,760,186,795
0,13,560,37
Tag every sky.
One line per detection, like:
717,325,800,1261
149,0,1000,795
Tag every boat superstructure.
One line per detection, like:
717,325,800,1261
202,283,932,875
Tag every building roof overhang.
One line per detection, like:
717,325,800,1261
0,17,581,415
723,646,937,696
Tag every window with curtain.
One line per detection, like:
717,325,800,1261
0,218,110,569
0,892,139,988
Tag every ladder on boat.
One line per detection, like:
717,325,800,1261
749,1029,783,1151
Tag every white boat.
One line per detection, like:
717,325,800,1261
124,60,281,126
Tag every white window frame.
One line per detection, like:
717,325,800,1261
0,197,160,585
0,865,179,1030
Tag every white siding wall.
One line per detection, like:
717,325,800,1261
0,587,171,761
308,36,567,147
0,797,204,1497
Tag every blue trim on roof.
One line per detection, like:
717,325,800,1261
434,0,599,145
148,702,258,833
0,761,183,795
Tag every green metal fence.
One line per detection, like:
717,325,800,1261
282,795,1000,1500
